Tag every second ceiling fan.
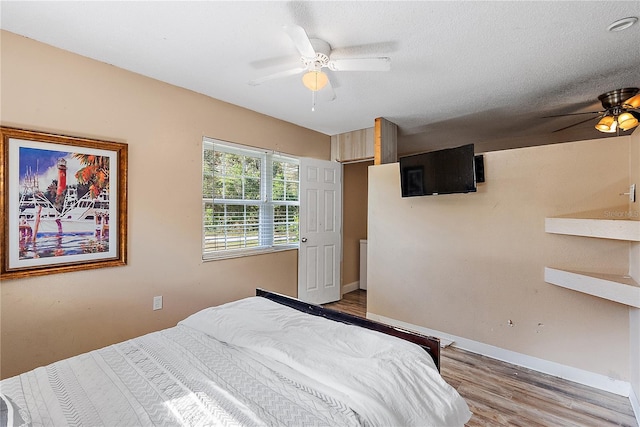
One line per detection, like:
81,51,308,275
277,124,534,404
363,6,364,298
249,25,391,107
548,88,640,134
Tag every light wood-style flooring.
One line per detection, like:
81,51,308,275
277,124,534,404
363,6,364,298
324,290,638,427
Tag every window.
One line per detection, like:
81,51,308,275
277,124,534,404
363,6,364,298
202,139,299,259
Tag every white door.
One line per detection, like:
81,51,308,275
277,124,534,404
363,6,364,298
298,157,342,304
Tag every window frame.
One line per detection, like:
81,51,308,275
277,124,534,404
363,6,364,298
202,138,300,260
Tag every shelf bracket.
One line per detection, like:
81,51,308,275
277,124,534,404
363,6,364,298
620,183,635,202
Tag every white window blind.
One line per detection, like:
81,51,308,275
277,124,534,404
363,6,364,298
202,139,299,259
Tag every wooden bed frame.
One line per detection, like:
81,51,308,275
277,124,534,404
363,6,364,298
256,289,441,371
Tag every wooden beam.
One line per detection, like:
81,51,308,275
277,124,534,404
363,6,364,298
374,117,398,165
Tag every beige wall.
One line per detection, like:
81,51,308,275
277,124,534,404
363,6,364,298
0,31,330,378
341,161,372,288
368,136,634,380
629,128,640,407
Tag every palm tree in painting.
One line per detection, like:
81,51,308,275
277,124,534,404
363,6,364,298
73,154,109,198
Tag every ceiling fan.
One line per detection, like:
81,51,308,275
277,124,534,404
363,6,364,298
548,88,640,134
249,25,391,108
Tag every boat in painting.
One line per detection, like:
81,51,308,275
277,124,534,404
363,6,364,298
17,164,110,241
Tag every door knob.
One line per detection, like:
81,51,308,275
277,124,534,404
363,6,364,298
301,237,308,243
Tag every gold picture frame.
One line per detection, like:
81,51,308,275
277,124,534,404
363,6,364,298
1,127,128,280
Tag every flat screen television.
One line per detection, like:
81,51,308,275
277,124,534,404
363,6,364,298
400,144,477,197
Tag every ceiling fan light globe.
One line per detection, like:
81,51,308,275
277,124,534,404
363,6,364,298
618,112,639,130
623,94,640,109
302,71,329,91
595,115,616,133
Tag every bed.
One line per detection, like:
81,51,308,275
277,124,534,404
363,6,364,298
0,289,471,426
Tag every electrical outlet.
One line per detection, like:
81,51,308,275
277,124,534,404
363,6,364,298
153,295,163,311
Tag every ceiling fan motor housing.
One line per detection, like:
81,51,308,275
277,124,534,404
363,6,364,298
599,87,639,109
302,39,331,69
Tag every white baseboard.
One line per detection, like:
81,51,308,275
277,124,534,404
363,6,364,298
631,385,640,424
342,281,360,294
367,312,632,398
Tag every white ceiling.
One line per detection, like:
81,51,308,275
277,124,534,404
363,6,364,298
1,1,639,154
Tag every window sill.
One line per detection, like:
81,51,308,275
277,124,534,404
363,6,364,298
202,245,298,262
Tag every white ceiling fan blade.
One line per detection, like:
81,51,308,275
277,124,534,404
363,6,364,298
283,25,316,59
319,78,336,102
328,57,391,72
248,66,307,86
311,79,336,111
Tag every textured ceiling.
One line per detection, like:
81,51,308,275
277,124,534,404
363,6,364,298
1,1,639,155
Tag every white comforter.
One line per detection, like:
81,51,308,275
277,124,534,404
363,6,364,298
180,297,471,426
1,296,471,427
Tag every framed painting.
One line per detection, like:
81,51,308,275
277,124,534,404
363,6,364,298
1,127,128,280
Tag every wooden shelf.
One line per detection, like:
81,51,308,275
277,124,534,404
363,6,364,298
545,217,640,241
545,267,640,308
